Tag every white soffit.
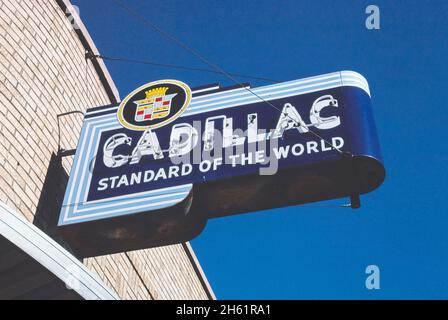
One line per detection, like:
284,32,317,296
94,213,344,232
0,201,119,300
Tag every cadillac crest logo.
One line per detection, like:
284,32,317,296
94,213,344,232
117,80,192,131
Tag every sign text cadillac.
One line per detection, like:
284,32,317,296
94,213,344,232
58,72,385,257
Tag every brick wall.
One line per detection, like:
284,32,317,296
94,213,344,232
0,0,212,300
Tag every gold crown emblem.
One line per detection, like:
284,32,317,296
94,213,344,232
145,87,169,99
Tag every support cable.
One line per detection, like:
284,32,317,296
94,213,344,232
108,0,360,207
110,0,343,154
92,54,280,83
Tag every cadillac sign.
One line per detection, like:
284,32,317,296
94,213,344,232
58,71,385,257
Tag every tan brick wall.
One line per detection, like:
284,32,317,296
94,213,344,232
0,0,211,300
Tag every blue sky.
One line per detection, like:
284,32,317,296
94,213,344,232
73,0,448,299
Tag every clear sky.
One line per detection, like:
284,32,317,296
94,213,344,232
72,0,448,299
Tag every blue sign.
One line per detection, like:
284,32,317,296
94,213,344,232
58,71,385,256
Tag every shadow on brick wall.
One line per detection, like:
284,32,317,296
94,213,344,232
33,152,77,256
